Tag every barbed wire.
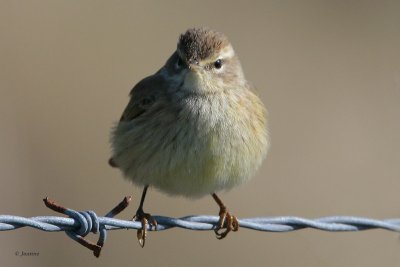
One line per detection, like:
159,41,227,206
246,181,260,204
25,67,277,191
1,197,399,257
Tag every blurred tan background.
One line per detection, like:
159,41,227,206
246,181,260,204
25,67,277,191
1,0,400,266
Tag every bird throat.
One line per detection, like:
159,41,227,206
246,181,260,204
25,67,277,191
181,70,218,95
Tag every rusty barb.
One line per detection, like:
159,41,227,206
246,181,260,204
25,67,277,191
43,196,131,257
2,197,400,258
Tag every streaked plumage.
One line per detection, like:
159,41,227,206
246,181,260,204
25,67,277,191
109,27,269,244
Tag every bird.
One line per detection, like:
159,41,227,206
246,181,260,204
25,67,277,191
109,27,269,247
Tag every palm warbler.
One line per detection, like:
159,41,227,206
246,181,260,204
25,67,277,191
110,27,269,246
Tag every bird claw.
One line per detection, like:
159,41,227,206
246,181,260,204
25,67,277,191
133,212,158,247
214,209,239,239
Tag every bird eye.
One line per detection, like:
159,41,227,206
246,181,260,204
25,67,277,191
214,59,222,69
176,57,184,68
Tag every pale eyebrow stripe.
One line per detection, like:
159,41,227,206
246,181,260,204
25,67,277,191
218,45,235,59
199,46,235,66
176,45,235,65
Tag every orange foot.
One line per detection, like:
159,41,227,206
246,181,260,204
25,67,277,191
214,208,239,239
133,210,158,247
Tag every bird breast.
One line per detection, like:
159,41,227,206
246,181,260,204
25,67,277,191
111,88,269,198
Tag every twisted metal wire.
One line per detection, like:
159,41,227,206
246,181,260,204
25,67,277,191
1,197,399,257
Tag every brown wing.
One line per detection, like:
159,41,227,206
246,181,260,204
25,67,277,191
109,71,167,167
119,74,161,121
119,97,146,121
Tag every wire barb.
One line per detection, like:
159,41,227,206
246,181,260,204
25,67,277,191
42,196,131,257
1,197,400,257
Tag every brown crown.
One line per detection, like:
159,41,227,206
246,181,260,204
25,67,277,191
177,27,230,62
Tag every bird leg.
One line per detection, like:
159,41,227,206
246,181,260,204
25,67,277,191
211,193,239,239
133,186,157,247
